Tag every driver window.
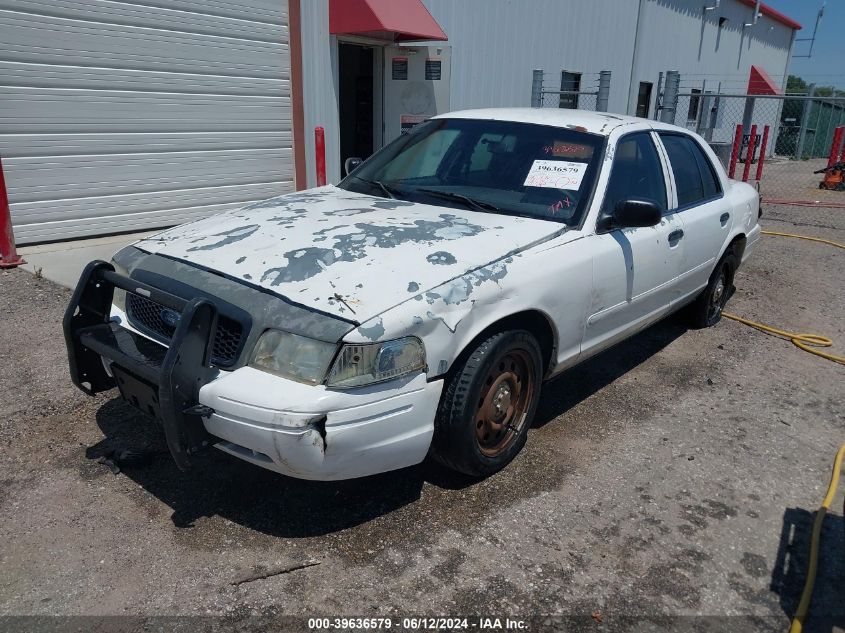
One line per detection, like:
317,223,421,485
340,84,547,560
601,132,667,217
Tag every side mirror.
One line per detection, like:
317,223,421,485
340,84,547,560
610,198,662,229
344,157,363,176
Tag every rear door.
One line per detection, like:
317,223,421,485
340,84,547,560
656,133,731,301
583,131,685,353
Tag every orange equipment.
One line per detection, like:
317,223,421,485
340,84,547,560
815,162,845,191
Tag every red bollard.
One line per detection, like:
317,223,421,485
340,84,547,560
0,155,25,269
728,124,743,179
839,128,845,163
755,125,770,182
828,126,844,167
314,126,326,187
742,124,757,183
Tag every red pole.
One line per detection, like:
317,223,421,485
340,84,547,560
728,124,743,179
839,127,845,163
755,125,770,182
314,126,326,187
742,124,757,182
828,126,844,167
0,155,25,269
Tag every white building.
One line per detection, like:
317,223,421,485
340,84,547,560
0,0,799,245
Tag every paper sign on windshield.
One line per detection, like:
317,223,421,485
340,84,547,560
523,160,587,190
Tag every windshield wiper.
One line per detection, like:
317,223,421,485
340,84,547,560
352,176,403,200
414,188,500,213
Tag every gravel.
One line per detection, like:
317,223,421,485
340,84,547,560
1,203,843,631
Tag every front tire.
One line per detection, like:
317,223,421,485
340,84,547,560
689,248,737,329
430,330,543,477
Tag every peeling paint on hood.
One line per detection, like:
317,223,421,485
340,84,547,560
134,186,567,321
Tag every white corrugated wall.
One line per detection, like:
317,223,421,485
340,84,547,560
0,0,293,244
629,0,794,121
297,0,797,186
420,0,640,115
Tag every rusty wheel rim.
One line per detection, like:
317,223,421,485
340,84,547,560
475,349,535,458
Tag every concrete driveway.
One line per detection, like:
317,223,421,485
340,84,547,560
0,203,842,632
17,231,153,288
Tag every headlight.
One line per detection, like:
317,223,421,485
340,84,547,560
250,330,338,384
326,337,426,389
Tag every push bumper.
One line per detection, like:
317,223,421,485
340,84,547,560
64,260,219,470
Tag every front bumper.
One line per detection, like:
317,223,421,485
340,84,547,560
201,369,442,480
65,261,442,480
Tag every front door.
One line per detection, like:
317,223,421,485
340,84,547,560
382,45,451,145
583,131,684,354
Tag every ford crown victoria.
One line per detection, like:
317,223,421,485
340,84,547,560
65,108,761,480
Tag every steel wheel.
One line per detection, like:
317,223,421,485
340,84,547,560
707,270,727,322
689,248,737,329
474,349,535,457
430,329,543,477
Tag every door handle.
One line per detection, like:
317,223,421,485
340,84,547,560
668,229,684,243
720,212,730,226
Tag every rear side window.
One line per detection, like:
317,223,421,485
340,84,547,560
659,133,722,208
601,132,667,217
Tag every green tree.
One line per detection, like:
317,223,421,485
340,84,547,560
786,74,845,97
786,74,808,95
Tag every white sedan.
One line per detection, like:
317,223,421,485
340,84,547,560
65,108,760,480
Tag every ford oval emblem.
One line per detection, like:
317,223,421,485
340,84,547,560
160,309,181,328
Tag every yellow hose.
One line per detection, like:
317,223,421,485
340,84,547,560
727,229,844,632
760,230,845,250
721,229,845,365
787,442,845,633
721,313,845,365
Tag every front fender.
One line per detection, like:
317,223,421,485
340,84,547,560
345,234,594,380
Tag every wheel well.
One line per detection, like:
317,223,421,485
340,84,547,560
448,310,557,379
728,233,746,263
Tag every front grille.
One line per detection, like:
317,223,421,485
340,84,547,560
126,293,244,367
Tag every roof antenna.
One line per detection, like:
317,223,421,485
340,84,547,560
793,2,825,58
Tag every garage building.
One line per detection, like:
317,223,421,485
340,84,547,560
0,0,799,245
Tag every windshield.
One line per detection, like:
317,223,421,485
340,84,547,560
338,118,605,226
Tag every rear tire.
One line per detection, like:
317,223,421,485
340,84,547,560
689,248,737,329
430,330,543,477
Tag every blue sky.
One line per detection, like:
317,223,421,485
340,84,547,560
764,0,845,88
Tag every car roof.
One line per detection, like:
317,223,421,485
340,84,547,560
434,107,689,138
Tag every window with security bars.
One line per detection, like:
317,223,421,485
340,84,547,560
559,71,581,109
687,88,702,122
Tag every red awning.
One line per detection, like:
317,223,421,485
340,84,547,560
747,65,782,96
329,0,447,42
737,0,801,30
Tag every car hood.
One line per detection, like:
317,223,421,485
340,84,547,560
134,186,567,322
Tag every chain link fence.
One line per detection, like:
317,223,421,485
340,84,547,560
528,67,845,206
531,70,609,112
668,93,845,205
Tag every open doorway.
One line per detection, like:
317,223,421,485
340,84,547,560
338,43,375,175
636,82,653,118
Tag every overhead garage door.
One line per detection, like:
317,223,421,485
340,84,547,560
0,0,293,244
